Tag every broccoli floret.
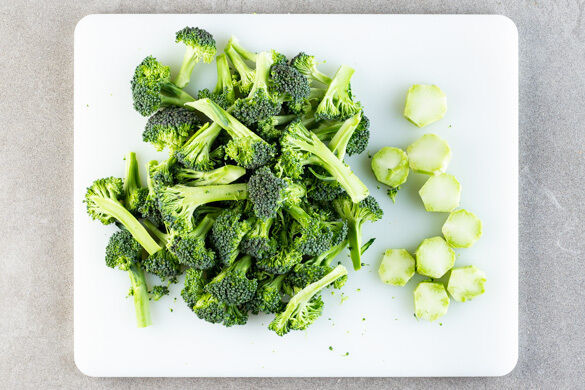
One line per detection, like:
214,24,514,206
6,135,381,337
285,204,342,256
314,65,361,121
171,214,217,269
173,26,216,88
304,168,346,202
275,121,369,203
231,52,282,126
84,177,161,255
240,217,278,260
193,293,248,327
143,107,201,152
138,161,164,227
333,194,383,271
256,244,303,274
225,40,255,95
345,114,370,156
143,246,182,279
181,268,208,309
269,63,311,114
175,165,246,186
256,114,297,142
245,274,286,314
311,113,370,157
157,183,248,232
175,122,223,171
122,152,147,215
210,205,251,265
247,166,306,219
269,265,348,336
150,285,170,301
205,255,257,305
150,155,178,187
196,53,235,109
326,113,363,159
187,98,276,169
105,230,152,327
131,56,195,117
290,52,332,86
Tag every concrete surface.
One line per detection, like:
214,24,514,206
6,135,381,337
0,0,583,388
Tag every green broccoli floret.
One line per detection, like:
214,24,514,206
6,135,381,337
269,63,311,114
196,53,235,109
175,122,223,171
247,166,306,220
240,217,278,260
138,161,164,227
285,204,341,256
173,26,216,88
142,107,201,152
225,40,255,95
181,268,208,309
143,246,182,279
157,183,248,232
269,265,348,336
325,113,363,159
210,205,251,265
305,170,345,202
256,114,297,142
333,194,383,271
245,274,286,314
311,113,370,157
345,114,370,156
205,255,257,305
314,65,361,121
175,164,246,186
256,243,303,274
275,121,369,203
105,230,151,327
227,36,257,62
187,98,276,169
231,52,282,126
84,177,161,255
150,155,178,187
171,214,217,269
131,56,195,117
150,285,170,301
289,52,332,86
122,152,147,215
193,293,248,327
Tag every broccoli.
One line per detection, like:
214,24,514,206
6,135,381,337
142,107,201,152
142,226,182,279
276,121,369,203
84,177,161,255
269,63,311,114
256,114,297,142
122,152,147,215
150,285,170,301
311,113,370,156
247,166,306,220
187,98,276,169
175,165,246,186
157,183,248,232
290,52,332,86
181,268,208,309
225,41,255,94
171,214,218,269
285,204,339,256
325,113,363,159
304,170,345,202
227,36,257,62
196,53,235,109
269,265,348,336
131,56,195,117
245,274,286,314
138,161,164,227
240,217,278,260
210,205,251,265
105,230,151,327
175,122,223,171
256,243,303,274
150,155,178,187
314,65,361,121
173,26,217,88
193,293,248,327
205,255,258,305
231,52,282,126
333,194,383,271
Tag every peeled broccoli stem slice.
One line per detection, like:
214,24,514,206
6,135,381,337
90,196,160,255
269,264,348,336
284,122,368,202
175,165,246,186
228,36,257,62
127,264,152,328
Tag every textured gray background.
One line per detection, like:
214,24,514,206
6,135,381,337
1,0,583,388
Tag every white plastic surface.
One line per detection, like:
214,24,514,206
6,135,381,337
74,14,518,377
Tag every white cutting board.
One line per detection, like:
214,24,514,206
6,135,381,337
74,14,518,377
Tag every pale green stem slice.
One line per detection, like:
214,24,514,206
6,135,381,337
414,281,450,321
406,133,451,174
415,236,455,278
419,173,461,212
442,209,483,248
447,265,486,302
371,147,409,187
378,249,415,286
403,84,447,128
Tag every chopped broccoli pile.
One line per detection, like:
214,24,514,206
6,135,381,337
86,30,382,332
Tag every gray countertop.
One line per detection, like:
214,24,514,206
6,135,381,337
1,0,583,388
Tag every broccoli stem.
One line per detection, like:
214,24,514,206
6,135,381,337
309,239,349,266
215,53,235,100
142,219,169,243
123,152,142,199
328,113,362,159
174,46,199,88
225,45,254,91
284,204,311,228
193,214,216,236
160,83,196,107
228,36,257,62
127,264,152,328
249,52,271,96
346,221,362,270
324,65,354,101
92,197,161,255
177,165,246,186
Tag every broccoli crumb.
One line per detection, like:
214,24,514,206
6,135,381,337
169,308,174,312
329,346,333,351
387,187,399,203
362,317,366,321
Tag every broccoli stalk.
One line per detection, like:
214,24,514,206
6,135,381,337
158,183,248,232
187,98,276,169
315,65,361,121
175,165,246,186
123,152,147,214
225,42,255,94
311,114,370,156
84,177,161,255
269,264,348,336
138,161,164,226
197,53,235,109
175,122,223,171
173,27,217,88
227,36,257,62
277,121,369,203
324,113,362,159
105,230,152,328
333,195,383,271
256,114,298,142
